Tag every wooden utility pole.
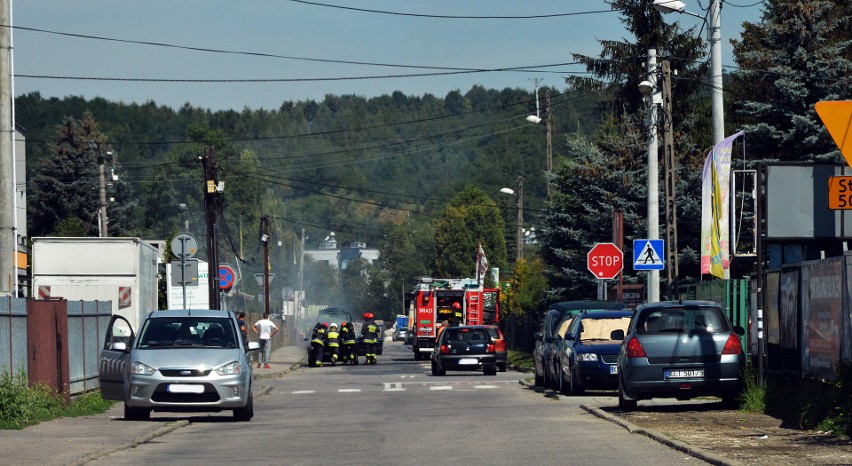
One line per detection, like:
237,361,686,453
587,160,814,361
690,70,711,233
261,216,270,317
516,176,524,262
545,90,553,200
661,60,679,299
202,146,221,310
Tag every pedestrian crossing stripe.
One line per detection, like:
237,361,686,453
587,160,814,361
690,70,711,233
633,239,665,271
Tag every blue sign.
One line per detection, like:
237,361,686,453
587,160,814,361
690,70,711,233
633,239,665,271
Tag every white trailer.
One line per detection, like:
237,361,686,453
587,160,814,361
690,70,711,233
32,237,160,333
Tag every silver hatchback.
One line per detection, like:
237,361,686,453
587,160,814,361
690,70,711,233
99,309,260,421
615,301,745,411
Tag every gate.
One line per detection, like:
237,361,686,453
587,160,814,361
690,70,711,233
26,299,70,403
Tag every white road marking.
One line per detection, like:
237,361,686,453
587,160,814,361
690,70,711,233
338,389,361,393
384,382,405,392
429,385,453,391
292,390,316,394
473,385,498,389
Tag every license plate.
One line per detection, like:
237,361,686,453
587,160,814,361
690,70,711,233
458,358,478,365
168,384,204,394
665,369,704,379
609,365,618,375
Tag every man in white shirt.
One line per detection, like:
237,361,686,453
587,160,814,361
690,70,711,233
252,313,279,369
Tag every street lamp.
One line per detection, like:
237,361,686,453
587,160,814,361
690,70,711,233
653,0,724,146
499,177,524,262
638,49,662,303
525,85,553,199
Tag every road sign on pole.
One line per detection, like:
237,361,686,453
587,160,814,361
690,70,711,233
218,264,237,291
587,242,623,280
633,239,665,271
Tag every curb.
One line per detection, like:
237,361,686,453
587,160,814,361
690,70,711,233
70,420,190,466
518,378,742,466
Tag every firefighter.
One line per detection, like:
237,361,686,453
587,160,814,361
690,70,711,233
310,322,327,367
361,312,379,365
326,322,340,365
449,301,463,326
340,321,357,364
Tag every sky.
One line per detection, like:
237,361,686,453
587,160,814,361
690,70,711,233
10,0,766,112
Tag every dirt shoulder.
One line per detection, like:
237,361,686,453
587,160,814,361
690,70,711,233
603,402,852,465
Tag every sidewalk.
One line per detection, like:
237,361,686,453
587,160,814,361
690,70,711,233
0,345,307,466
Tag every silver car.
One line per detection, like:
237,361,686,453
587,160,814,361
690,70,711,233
99,309,260,421
615,301,745,411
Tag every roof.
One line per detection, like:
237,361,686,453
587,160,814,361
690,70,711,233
634,300,722,312
148,309,233,318
572,310,634,320
548,300,626,312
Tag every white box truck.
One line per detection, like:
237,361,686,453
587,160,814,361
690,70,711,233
32,237,160,333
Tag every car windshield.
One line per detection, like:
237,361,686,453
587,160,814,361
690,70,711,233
443,328,490,344
636,307,730,334
577,317,631,341
138,317,238,349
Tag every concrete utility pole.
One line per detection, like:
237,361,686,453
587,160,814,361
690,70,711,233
0,0,14,295
645,49,661,303
661,60,679,299
545,90,553,200
261,216,270,317
202,146,221,310
516,176,524,262
97,149,109,237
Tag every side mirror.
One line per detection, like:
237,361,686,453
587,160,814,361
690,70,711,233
247,341,261,351
109,341,127,352
610,329,625,341
732,325,745,337
533,331,543,342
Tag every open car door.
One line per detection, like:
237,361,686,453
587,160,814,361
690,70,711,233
98,315,134,401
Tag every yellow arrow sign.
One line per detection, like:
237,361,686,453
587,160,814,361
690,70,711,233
816,100,852,169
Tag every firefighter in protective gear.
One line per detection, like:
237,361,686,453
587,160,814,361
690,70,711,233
450,301,463,326
310,322,327,367
340,321,357,364
326,323,340,365
361,312,379,365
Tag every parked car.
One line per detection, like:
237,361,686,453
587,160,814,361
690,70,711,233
615,300,745,411
431,325,498,376
393,327,410,342
99,309,260,421
554,310,633,395
534,300,627,388
484,325,507,372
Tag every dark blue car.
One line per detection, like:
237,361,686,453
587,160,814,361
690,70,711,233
556,310,634,395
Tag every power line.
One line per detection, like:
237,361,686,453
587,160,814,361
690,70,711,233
287,1,617,19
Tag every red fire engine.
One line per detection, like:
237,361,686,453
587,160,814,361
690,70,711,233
411,277,500,360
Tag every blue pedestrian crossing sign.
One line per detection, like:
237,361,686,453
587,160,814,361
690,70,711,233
633,239,665,271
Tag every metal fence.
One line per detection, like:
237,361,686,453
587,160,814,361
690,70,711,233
0,297,111,397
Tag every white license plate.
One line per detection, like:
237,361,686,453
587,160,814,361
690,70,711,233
458,358,478,365
665,369,704,379
609,365,618,375
167,384,205,394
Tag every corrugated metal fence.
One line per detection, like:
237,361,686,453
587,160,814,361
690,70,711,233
0,297,112,398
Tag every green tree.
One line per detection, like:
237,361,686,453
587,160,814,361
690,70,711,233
433,187,507,277
504,258,548,319
728,0,852,162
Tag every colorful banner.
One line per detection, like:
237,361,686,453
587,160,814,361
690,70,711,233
701,131,743,276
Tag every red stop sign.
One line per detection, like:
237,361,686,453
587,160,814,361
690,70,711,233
587,243,623,280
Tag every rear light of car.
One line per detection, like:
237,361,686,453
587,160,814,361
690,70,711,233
625,336,646,358
440,344,450,354
722,333,742,355
486,343,495,353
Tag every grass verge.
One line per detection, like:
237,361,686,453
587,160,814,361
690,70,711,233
508,349,534,372
0,371,114,430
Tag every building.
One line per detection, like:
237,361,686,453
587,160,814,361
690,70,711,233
303,234,379,270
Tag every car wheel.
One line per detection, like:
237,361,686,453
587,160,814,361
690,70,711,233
721,392,740,409
618,378,637,411
484,364,497,376
233,391,254,422
558,365,569,395
569,365,585,395
431,360,439,376
498,362,507,373
124,403,150,421
308,352,316,367
534,365,544,387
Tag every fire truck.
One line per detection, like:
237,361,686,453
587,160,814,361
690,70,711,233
411,277,500,360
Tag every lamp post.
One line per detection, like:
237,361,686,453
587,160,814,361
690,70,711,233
500,176,524,263
653,0,724,146
638,49,662,303
526,88,553,199
88,142,110,237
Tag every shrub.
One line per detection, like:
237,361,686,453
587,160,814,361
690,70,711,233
0,371,64,429
739,363,766,412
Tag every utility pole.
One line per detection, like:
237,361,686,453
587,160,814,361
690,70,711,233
202,146,221,310
545,90,553,200
261,216,270,317
97,149,109,237
516,176,524,262
661,60,679,299
645,49,661,303
0,0,14,295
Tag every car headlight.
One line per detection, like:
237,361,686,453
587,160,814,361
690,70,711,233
576,353,599,362
130,361,156,375
216,361,242,376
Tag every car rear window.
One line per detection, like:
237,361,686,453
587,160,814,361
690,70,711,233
636,307,730,334
444,328,490,343
485,327,503,340
577,317,631,341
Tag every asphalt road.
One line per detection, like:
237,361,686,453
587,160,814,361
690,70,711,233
88,342,708,465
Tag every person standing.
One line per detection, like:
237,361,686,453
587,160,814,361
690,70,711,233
236,312,248,341
252,313,279,369
361,312,379,365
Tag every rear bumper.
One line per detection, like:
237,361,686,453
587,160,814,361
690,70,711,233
436,354,496,371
